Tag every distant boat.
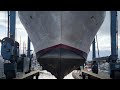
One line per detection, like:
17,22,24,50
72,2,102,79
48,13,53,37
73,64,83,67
18,11,106,79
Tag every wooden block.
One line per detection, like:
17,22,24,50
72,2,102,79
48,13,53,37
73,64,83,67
14,70,40,79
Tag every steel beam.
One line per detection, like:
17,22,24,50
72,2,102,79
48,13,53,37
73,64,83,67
110,11,118,61
10,11,16,41
92,38,96,59
27,36,31,58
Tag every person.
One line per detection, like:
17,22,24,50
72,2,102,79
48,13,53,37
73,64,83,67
91,61,98,74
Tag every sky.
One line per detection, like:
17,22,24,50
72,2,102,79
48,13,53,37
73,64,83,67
0,11,34,55
0,11,120,61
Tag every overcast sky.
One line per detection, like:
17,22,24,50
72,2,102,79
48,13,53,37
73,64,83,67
0,11,120,61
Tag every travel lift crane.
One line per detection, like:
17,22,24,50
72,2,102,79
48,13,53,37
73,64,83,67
92,11,119,79
0,11,32,79
109,11,120,79
27,36,33,72
92,38,96,59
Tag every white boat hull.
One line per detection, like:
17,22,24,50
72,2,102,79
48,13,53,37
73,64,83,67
18,11,106,79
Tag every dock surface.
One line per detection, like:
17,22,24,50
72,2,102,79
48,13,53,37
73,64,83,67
14,70,41,79
72,69,111,79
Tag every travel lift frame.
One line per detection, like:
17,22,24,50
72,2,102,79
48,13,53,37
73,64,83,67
2,11,17,79
92,11,119,79
0,11,32,79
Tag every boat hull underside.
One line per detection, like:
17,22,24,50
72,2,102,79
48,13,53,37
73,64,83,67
36,44,86,79
18,11,106,79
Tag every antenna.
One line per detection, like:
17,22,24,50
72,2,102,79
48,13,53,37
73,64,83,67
19,35,21,55
23,41,24,54
7,11,10,38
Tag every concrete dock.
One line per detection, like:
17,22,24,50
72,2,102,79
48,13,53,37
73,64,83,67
72,69,111,79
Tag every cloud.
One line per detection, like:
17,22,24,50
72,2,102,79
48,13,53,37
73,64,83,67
97,11,110,35
98,11,120,36
87,49,120,61
0,25,7,39
96,35,111,50
94,11,120,58
0,11,32,55
0,11,7,19
0,11,26,32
